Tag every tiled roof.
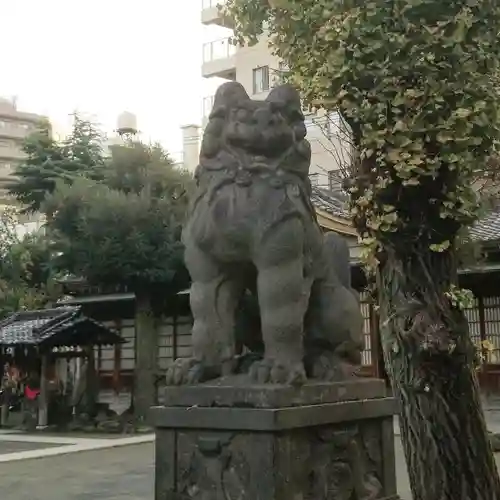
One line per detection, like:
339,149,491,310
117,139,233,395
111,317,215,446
309,186,500,244
0,307,124,347
310,186,349,219
470,207,500,243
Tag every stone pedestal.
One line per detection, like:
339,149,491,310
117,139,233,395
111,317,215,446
151,377,399,500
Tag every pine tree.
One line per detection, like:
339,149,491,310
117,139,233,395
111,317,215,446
8,114,106,213
8,119,65,212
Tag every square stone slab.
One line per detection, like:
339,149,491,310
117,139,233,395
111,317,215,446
161,376,387,409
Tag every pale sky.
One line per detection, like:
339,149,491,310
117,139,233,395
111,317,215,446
0,0,228,156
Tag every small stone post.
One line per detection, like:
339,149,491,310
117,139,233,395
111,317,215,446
37,353,49,428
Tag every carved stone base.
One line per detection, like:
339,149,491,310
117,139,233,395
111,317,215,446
151,378,400,500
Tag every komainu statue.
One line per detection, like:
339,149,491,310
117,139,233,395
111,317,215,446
166,82,364,385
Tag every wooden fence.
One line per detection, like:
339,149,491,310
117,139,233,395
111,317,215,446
358,294,500,389
464,296,500,393
95,296,378,389
94,294,500,393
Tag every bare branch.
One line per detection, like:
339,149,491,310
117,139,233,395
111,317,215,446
306,109,359,194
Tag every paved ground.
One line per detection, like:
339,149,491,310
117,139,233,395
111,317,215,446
0,431,153,464
396,444,411,500
0,441,61,455
0,429,496,499
0,443,155,500
0,390,498,498
0,438,425,500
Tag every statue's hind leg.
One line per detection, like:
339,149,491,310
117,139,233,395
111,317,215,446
303,232,365,381
304,282,364,380
166,244,243,385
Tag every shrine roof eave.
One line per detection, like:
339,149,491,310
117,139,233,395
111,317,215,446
0,307,125,348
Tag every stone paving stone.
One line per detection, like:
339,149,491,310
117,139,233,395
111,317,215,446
0,441,62,455
13,431,131,441
0,438,494,500
0,439,406,500
0,443,154,500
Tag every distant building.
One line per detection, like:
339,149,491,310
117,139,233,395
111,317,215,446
0,97,47,232
179,124,200,173
200,0,352,189
0,97,46,202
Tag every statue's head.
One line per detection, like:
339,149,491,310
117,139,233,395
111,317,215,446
206,81,306,158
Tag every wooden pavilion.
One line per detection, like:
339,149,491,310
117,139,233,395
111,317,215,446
0,306,124,427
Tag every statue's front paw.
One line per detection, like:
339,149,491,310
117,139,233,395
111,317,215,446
165,358,207,385
249,358,307,385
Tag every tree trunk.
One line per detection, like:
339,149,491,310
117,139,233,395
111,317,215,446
134,294,159,422
378,249,500,500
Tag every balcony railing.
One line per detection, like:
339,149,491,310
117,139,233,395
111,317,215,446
201,0,225,8
203,37,236,63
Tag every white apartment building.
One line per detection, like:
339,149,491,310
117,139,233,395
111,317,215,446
199,0,352,189
0,97,47,233
0,97,46,200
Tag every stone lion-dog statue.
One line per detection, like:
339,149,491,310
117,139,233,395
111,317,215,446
166,82,364,385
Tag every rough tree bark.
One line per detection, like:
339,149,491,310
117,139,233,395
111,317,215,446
378,248,500,500
134,294,159,421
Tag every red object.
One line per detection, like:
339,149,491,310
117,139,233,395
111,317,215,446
25,386,40,400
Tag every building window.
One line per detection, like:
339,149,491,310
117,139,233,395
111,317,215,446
0,140,9,147
0,121,5,128
309,173,319,186
252,66,270,94
19,123,30,130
